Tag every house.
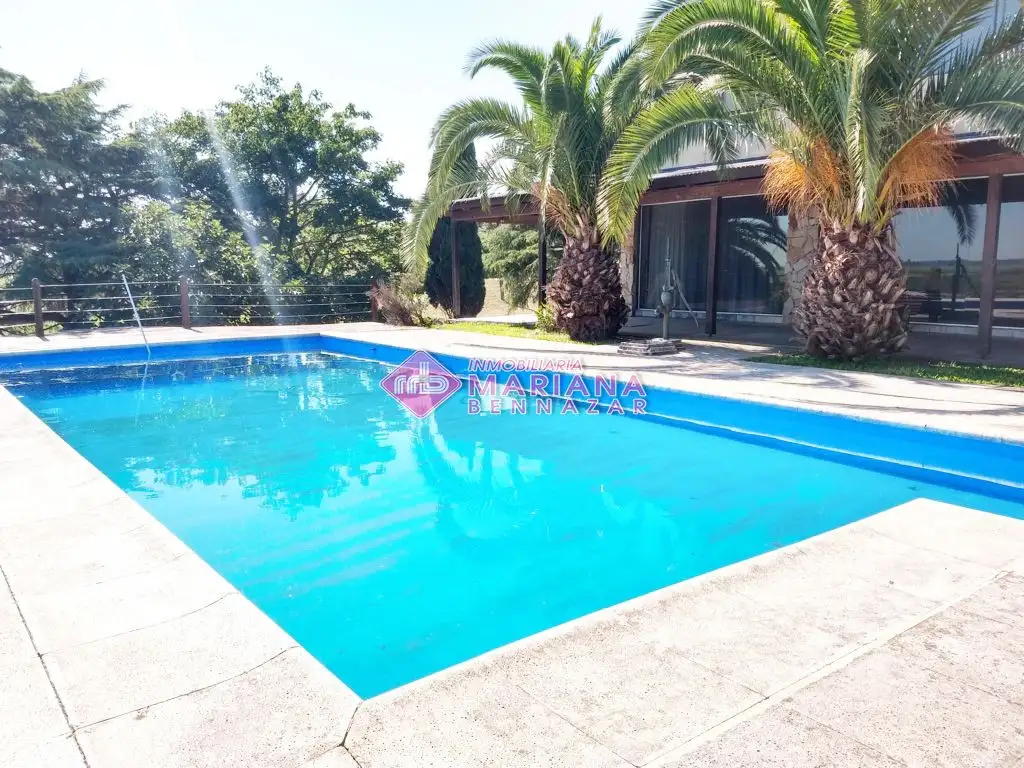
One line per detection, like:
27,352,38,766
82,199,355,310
451,135,1024,356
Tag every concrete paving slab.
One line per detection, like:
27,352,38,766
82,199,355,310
656,705,903,768
0,658,72,756
19,551,233,652
0,576,35,667
727,525,990,642
2,735,84,768
0,504,190,597
785,645,1024,767
494,608,764,765
622,584,857,696
863,499,1024,568
43,593,295,727
0,476,127,530
955,573,1024,628
890,600,1024,705
346,663,632,768
76,648,358,768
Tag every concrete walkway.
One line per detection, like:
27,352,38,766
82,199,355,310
2,324,1023,767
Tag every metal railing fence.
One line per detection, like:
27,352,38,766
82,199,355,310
0,277,377,337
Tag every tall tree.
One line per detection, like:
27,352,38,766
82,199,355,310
424,217,486,317
408,19,647,340
0,69,154,288
600,0,1024,359
481,224,540,309
158,69,408,281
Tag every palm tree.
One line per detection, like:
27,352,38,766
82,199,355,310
600,0,1024,358
406,18,646,340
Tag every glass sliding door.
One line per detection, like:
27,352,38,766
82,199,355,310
996,174,1024,328
637,200,711,311
716,196,788,315
893,178,988,326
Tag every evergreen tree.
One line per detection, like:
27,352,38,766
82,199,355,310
0,69,154,288
424,217,485,317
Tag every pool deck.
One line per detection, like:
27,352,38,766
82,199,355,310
2,324,1024,767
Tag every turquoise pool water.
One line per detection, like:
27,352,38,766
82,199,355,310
8,351,1024,697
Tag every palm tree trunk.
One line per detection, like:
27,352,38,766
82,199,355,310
793,219,908,359
546,228,627,342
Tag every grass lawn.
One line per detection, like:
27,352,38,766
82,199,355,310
437,321,584,344
749,353,1024,388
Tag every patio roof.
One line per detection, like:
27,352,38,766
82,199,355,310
448,135,1024,223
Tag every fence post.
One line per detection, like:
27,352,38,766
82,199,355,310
31,278,44,338
369,278,379,322
179,276,191,329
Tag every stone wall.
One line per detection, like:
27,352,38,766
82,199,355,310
782,208,820,323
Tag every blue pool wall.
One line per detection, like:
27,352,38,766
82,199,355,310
1,333,1022,502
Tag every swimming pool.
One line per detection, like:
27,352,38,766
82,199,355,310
3,337,1023,697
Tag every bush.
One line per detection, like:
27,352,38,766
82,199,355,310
424,217,485,317
371,277,435,327
535,300,557,332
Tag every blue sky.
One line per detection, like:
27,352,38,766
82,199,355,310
1,0,647,197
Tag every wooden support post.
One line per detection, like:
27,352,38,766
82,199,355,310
631,211,642,314
31,278,44,338
450,220,461,317
369,277,379,322
537,224,548,305
179,276,192,329
979,174,1003,357
704,196,720,336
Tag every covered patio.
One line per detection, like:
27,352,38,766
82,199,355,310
448,137,1024,362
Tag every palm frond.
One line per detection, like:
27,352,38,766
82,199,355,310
465,41,548,112
601,0,1024,236
599,86,736,243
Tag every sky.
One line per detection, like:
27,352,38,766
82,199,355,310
1,0,648,198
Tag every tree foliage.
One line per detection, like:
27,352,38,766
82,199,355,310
481,225,539,309
424,217,485,317
0,65,407,313
119,200,264,285
157,69,407,281
409,18,641,338
0,68,155,286
480,225,566,310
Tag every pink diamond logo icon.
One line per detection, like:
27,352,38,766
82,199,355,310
380,350,462,418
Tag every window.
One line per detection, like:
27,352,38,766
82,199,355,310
893,178,988,325
996,174,1024,328
716,196,788,314
637,200,711,311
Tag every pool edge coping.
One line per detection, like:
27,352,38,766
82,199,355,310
3,350,1024,764
4,323,1023,447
